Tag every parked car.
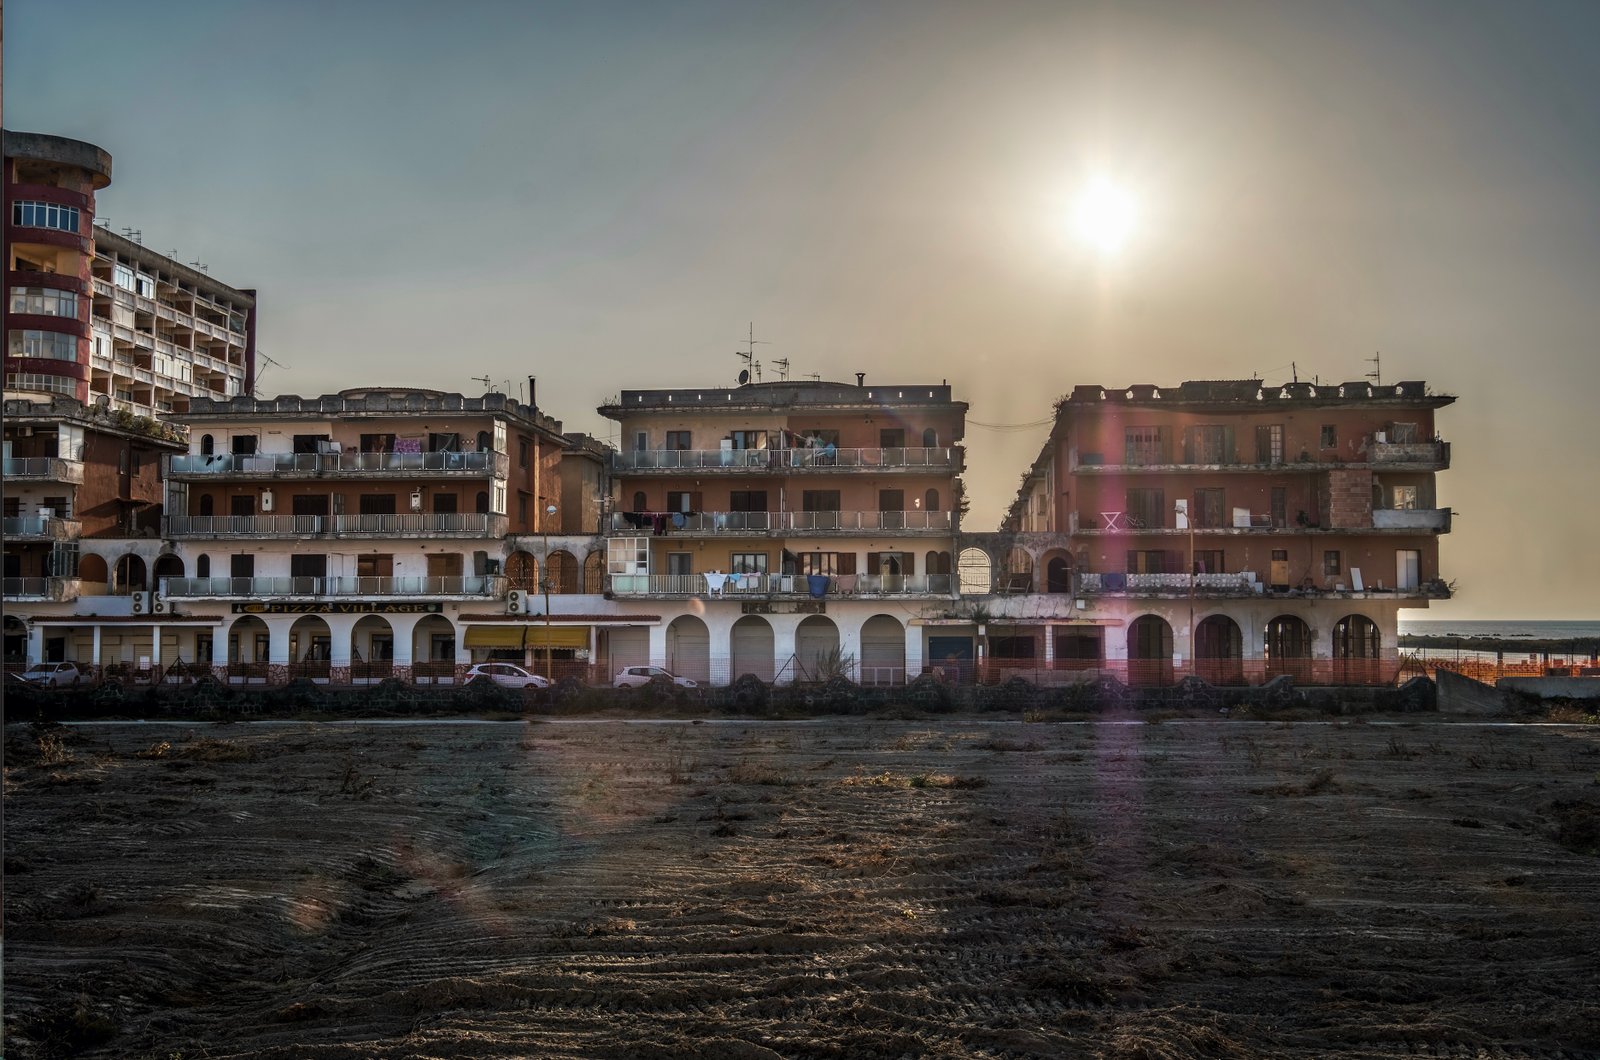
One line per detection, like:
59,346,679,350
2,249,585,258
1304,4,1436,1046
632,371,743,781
20,661,85,688
464,663,551,690
613,665,698,690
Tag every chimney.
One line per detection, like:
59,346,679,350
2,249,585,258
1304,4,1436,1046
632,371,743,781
855,372,865,387
527,376,537,409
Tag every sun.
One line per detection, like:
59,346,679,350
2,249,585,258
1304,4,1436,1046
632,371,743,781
1073,179,1137,255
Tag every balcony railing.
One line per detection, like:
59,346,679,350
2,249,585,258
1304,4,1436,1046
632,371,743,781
2,516,81,540
3,577,79,601
2,457,84,483
608,510,953,534
161,575,506,598
609,572,953,597
165,450,509,477
614,446,955,472
1077,571,1450,599
1371,508,1451,531
163,513,509,537
1370,440,1450,468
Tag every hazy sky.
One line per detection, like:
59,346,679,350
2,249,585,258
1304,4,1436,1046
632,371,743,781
10,0,1599,619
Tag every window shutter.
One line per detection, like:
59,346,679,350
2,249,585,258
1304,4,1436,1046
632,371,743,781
1222,426,1236,464
1170,550,1186,574
1182,428,1194,465
867,551,880,574
691,491,703,511
1153,489,1164,528
839,552,856,576
1156,426,1172,463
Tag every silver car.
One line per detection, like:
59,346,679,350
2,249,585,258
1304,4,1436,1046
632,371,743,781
613,665,698,689
464,663,551,690
21,661,86,688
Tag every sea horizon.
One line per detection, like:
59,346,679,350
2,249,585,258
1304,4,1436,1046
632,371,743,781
1398,618,1600,640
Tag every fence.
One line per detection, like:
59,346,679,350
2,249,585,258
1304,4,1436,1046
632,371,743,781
162,575,505,598
167,451,508,476
977,656,1404,688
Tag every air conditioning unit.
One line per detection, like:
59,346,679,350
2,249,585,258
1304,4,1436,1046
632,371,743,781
507,589,528,614
130,591,153,615
152,593,171,615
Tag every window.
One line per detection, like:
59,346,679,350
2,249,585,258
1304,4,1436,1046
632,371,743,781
665,431,692,450
1324,550,1342,576
1193,488,1225,529
290,554,328,579
867,551,914,575
729,490,767,512
359,494,396,515
1126,550,1167,574
292,434,328,455
925,488,941,512
798,552,856,576
1125,488,1165,529
428,432,461,453
666,552,694,576
518,439,530,467
427,553,464,577
231,435,258,456
196,554,211,578
633,431,647,452
879,428,905,448
878,489,904,512
492,484,506,513
1124,426,1169,466
113,264,137,291
665,490,701,513
1194,549,1226,575
802,490,841,512
631,490,647,512
1255,424,1284,464
608,537,649,576
230,554,255,578
6,372,75,396
518,493,529,524
9,288,78,317
729,430,767,450
1186,425,1234,464
1320,424,1337,449
1389,422,1419,444
730,552,768,574
923,428,938,447
292,495,329,516
12,200,80,233
230,495,254,516
1389,485,1419,510
431,492,458,514
1270,487,1287,528
359,433,395,453
7,330,77,360
357,554,394,578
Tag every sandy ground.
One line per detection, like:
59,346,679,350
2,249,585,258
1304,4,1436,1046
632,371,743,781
5,715,1600,1059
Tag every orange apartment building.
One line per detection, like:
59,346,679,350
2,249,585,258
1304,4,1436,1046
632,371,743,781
598,378,967,684
989,378,1454,685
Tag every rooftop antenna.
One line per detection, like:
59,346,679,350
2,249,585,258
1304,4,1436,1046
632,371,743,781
471,373,497,393
735,321,769,384
773,357,790,381
807,372,822,382
1365,352,1382,386
189,261,209,273
1291,361,1298,384
121,227,142,244
253,350,289,396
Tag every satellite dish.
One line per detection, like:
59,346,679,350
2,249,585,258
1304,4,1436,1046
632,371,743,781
738,370,750,385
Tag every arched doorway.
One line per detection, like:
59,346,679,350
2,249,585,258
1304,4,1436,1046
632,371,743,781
152,553,184,595
351,615,395,682
546,550,578,593
200,433,215,456
1333,614,1383,684
1264,615,1313,683
1043,550,1074,594
667,615,711,684
1003,548,1034,593
227,615,270,682
1194,614,1245,685
730,615,775,683
79,553,109,592
632,490,647,513
1127,615,1174,687
505,550,538,592
924,550,952,593
860,614,906,686
413,614,458,683
288,615,333,680
196,554,211,579
582,551,604,593
958,547,992,595
795,615,841,682
113,553,147,594
924,488,940,512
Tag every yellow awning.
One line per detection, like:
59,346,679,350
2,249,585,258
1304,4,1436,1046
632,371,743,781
464,625,589,649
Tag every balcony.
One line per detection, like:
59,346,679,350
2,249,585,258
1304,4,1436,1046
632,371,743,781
609,573,953,597
607,510,953,534
2,457,84,484
164,450,510,478
1370,439,1450,469
1077,571,1451,600
161,575,506,598
613,446,956,474
163,513,509,538
3,577,79,601
1371,508,1451,531
2,516,81,541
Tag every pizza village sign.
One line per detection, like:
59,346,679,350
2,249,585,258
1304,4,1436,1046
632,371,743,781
230,601,444,615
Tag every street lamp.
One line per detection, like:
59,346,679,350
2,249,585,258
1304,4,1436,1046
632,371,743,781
541,502,558,680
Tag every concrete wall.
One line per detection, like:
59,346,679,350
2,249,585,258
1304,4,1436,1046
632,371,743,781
1436,668,1508,715
1498,676,1600,700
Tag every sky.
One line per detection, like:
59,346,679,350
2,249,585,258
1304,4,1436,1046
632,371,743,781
8,0,1599,619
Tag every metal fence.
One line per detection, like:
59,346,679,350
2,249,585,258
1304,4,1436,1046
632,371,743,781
167,451,508,476
162,575,505,598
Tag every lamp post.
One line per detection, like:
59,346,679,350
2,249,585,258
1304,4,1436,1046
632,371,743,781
541,502,557,679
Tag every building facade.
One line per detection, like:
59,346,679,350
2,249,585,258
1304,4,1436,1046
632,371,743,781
4,130,256,414
975,377,1454,685
597,379,968,684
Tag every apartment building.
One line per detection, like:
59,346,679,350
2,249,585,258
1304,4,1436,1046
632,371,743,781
4,130,256,414
597,378,968,684
980,377,1453,685
2,395,188,671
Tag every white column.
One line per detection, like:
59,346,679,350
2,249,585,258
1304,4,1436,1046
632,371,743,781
267,620,291,666
647,622,669,669
771,617,797,685
903,623,923,681
27,624,44,666
391,617,416,667
91,624,103,674
152,623,163,673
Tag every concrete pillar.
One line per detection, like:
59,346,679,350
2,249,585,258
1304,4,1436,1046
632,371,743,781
91,624,102,677
27,624,43,666
648,622,669,669
771,618,797,685
904,623,923,681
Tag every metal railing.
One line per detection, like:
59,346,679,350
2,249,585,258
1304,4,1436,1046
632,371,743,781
2,516,81,539
166,450,509,477
2,457,84,483
608,510,953,533
164,513,509,537
1371,440,1450,467
2,577,79,600
614,446,955,472
161,575,506,597
1370,508,1451,531
786,510,952,532
976,657,1404,688
609,572,953,596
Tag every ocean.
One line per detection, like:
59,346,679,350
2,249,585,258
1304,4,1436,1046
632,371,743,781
1398,619,1600,641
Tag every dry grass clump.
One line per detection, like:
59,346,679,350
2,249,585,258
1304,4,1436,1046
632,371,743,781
840,770,986,790
180,738,256,763
727,762,796,786
1249,769,1338,797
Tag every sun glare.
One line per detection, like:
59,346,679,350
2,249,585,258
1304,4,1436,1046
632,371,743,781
1073,179,1137,255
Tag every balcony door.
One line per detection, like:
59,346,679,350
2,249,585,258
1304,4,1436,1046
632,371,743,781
1396,550,1421,591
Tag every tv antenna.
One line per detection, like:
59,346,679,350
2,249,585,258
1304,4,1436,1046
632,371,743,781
472,373,497,392
1365,352,1382,386
773,357,790,381
253,350,289,395
735,321,769,384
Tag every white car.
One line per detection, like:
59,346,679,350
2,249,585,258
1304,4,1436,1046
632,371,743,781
614,665,698,690
464,663,551,690
21,661,86,688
